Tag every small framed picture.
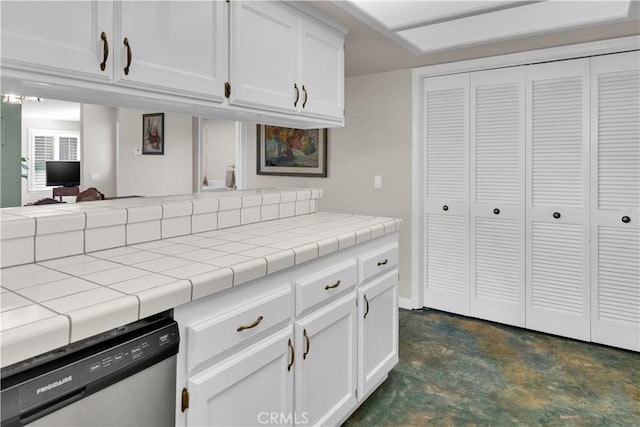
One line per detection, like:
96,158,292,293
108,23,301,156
142,112,164,155
257,125,327,177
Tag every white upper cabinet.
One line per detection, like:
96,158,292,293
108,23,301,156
114,1,227,101
229,1,345,122
229,1,299,113
1,1,114,83
525,58,591,341
1,0,345,127
590,51,640,351
298,18,345,120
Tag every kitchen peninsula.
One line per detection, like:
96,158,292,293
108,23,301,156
0,188,400,426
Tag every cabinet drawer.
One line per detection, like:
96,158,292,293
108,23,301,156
358,243,399,284
186,284,291,372
295,260,357,315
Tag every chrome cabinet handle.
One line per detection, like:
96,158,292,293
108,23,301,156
622,216,631,224
324,280,341,290
553,212,561,219
287,338,295,371
302,85,308,108
303,329,310,360
294,83,299,107
100,32,109,71
236,315,263,332
123,37,132,75
364,294,370,319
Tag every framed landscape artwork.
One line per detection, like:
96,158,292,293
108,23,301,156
256,125,327,177
142,112,164,155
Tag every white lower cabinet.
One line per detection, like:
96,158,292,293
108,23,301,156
186,327,294,427
294,293,357,426
175,233,400,426
357,269,398,401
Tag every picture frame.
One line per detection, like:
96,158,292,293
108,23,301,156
256,125,327,177
142,113,164,155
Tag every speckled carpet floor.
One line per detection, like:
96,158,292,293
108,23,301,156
344,309,639,427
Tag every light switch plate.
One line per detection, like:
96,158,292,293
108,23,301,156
374,175,383,189
91,172,101,180
134,148,142,155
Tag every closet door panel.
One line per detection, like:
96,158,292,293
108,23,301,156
470,67,526,327
423,74,470,315
590,51,640,351
526,58,591,341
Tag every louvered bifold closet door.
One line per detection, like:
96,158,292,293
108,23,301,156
470,67,526,327
525,59,591,341
590,51,640,351
423,73,470,315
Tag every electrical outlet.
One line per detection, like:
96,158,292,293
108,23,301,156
374,175,383,189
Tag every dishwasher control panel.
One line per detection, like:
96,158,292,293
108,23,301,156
1,316,179,427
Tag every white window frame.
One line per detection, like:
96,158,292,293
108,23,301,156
28,128,81,192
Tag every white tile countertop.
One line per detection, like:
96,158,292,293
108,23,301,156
0,211,401,367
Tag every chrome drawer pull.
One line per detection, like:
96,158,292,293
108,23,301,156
236,315,263,332
377,259,388,266
324,280,341,290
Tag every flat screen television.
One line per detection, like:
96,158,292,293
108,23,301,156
46,161,80,187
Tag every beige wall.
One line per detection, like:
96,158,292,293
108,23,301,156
81,104,117,197
21,118,80,205
117,109,193,197
247,69,413,300
203,118,236,187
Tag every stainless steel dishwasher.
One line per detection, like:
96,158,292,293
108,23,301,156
1,314,179,427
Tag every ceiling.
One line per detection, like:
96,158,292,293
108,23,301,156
304,0,640,77
21,99,80,121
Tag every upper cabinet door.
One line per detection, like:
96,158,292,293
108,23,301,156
115,1,227,101
1,1,113,83
298,18,344,121
590,51,640,352
229,1,298,113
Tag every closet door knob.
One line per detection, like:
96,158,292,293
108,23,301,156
553,212,561,219
442,205,449,211
622,216,631,224
493,208,500,215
